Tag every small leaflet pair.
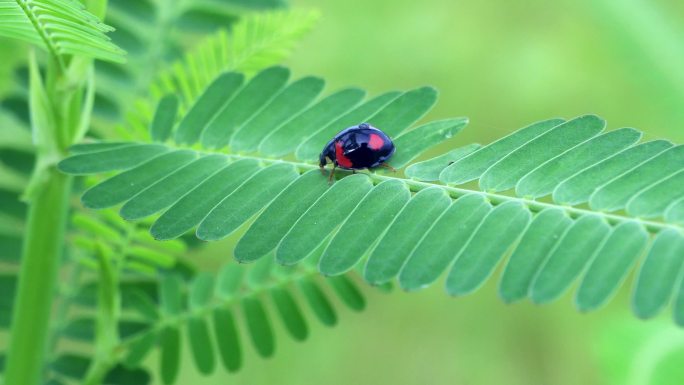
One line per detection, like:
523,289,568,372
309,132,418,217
319,123,396,182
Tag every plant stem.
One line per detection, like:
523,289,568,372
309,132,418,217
219,153,678,234
3,167,72,385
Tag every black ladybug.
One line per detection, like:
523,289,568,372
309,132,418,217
319,123,396,182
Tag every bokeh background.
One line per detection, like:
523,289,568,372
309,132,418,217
175,1,684,384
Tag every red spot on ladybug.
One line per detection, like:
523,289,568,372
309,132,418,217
368,133,384,150
334,141,353,168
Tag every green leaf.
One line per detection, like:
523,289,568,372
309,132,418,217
298,278,337,326
123,331,157,369
159,326,181,385
575,221,648,312
627,170,684,218
62,65,684,329
99,7,314,135
51,354,88,379
61,317,95,341
364,187,452,285
235,169,330,262
69,141,134,154
52,353,151,384
318,179,411,276
246,257,275,288
516,127,641,198
58,143,169,174
120,154,229,220
259,88,367,156
82,150,197,209
160,275,183,316
0,275,15,323
129,10,318,137
390,118,468,169
666,198,684,224
127,290,159,321
200,66,290,148
366,86,437,137
277,174,373,265
212,308,242,372
0,0,126,62
216,263,245,299
399,194,491,291
553,140,674,205
150,95,179,142
440,118,564,185
196,163,299,241
190,273,214,309
480,115,606,192
230,76,325,152
327,275,365,311
271,288,308,340
150,159,260,240
72,212,122,241
530,215,611,304
242,297,274,358
446,201,531,296
127,245,175,268
107,260,366,381
590,145,684,211
175,72,245,145
498,208,573,303
633,229,684,319
405,144,481,181
187,316,215,375
104,364,151,385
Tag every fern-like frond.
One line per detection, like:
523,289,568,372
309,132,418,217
59,67,684,327
54,258,366,385
0,273,153,384
69,209,186,274
0,0,125,63
119,10,319,140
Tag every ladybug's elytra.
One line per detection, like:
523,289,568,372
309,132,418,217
319,123,396,182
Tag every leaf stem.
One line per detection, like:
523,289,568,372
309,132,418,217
220,153,679,234
14,0,66,71
114,263,322,358
3,168,72,385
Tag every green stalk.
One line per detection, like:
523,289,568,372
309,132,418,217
4,1,108,383
3,168,72,385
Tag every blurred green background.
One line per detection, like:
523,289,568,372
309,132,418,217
170,1,684,384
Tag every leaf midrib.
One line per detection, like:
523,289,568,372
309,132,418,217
207,152,679,234
113,264,321,356
15,0,65,69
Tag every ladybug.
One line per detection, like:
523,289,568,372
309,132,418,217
319,123,396,182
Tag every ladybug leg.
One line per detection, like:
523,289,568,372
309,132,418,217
319,165,326,176
352,170,356,174
380,163,397,172
328,164,337,184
